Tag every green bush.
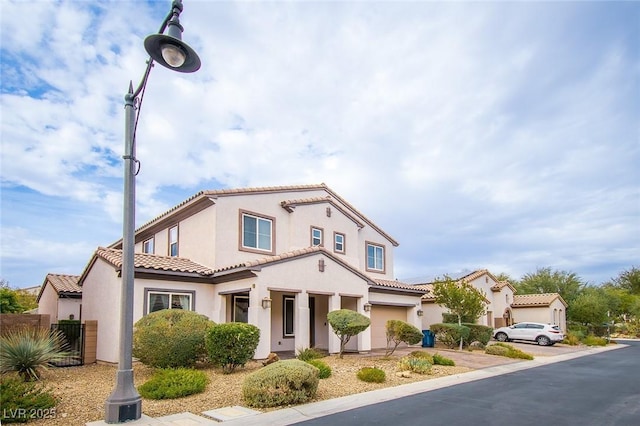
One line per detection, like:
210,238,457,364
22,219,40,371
485,343,533,360
0,328,70,381
397,356,432,374
327,309,371,358
133,310,214,368
356,367,386,383
0,377,58,423
429,323,470,349
305,359,332,379
297,347,325,361
408,351,434,363
442,312,476,323
242,360,319,407
563,331,581,346
138,368,208,400
582,335,608,346
432,353,456,366
462,323,493,346
385,320,424,356
206,322,260,374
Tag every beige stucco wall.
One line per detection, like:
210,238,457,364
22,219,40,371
57,298,82,321
512,299,567,331
37,284,59,322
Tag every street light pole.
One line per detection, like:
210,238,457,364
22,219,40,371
105,1,200,423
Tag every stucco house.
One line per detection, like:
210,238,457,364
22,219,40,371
511,293,567,331
78,184,426,363
36,274,82,322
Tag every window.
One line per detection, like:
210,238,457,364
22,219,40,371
233,295,249,323
147,291,192,314
311,227,323,246
283,296,295,337
366,242,385,272
143,238,154,254
241,211,273,253
169,226,178,257
334,232,345,253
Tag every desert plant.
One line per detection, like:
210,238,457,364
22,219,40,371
297,347,325,361
408,351,434,363
242,359,319,407
0,376,57,423
485,343,533,360
306,359,332,379
357,366,386,383
133,309,215,368
582,334,608,346
563,331,581,346
432,353,455,366
429,323,470,349
327,309,371,358
397,356,432,374
462,323,493,346
385,320,423,356
206,322,260,374
0,328,70,381
137,368,208,400
485,344,510,357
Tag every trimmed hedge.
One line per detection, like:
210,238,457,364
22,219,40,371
462,323,493,346
305,359,332,379
385,320,423,356
206,322,260,374
432,353,455,366
429,323,470,349
138,368,208,400
242,360,319,407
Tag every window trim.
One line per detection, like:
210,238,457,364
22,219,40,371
142,237,155,254
365,241,386,273
310,226,324,247
333,232,345,254
144,288,195,315
238,210,276,255
283,295,295,338
232,294,250,323
168,225,179,257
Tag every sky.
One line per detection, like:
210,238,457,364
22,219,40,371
1,0,638,289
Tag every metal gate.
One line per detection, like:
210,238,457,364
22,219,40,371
50,323,84,367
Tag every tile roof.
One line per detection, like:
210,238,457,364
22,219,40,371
46,274,81,293
512,293,567,308
372,279,428,293
95,247,214,275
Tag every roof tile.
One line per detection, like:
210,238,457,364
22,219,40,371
95,247,214,275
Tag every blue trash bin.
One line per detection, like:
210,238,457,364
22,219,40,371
422,330,435,348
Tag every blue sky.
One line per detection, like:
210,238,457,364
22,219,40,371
1,1,638,288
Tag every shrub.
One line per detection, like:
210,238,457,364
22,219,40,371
429,323,470,349
242,360,319,407
306,359,332,379
462,323,493,346
206,322,260,374
408,351,434,364
442,312,476,323
327,309,371,358
0,328,70,381
138,368,208,400
385,320,424,356
357,367,386,383
0,377,57,423
397,356,432,374
485,343,533,360
133,310,214,368
297,347,325,361
582,335,608,346
432,353,456,366
563,331,581,346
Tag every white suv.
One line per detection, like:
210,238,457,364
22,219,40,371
493,322,564,346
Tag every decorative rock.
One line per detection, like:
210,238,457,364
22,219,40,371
262,352,280,366
396,371,412,378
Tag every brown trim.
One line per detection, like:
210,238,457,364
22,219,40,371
333,232,345,254
268,287,303,293
364,241,386,274
168,225,179,257
219,288,252,295
310,225,324,247
339,293,364,298
306,290,335,296
238,209,277,255
369,301,415,307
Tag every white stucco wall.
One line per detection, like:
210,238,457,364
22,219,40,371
37,284,59,321
57,299,81,321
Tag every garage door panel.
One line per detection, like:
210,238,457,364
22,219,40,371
370,305,408,349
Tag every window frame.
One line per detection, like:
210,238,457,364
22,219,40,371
168,225,179,257
144,289,194,315
333,232,345,254
142,237,155,254
232,294,250,323
310,226,324,247
283,295,295,338
365,241,386,273
239,210,276,255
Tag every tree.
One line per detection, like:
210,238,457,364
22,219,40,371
516,267,585,305
327,309,371,358
385,320,423,356
494,272,518,286
610,266,640,295
432,277,487,350
0,280,37,313
569,288,609,333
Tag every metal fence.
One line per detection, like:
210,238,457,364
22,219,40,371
50,323,84,367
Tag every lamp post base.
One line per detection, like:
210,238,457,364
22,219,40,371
104,369,142,423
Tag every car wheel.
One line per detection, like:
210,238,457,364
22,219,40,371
495,332,508,342
537,335,551,346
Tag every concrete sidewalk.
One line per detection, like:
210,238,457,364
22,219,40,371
87,344,624,426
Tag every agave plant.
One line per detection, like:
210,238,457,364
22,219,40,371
0,327,71,381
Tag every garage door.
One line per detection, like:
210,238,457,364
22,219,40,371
370,305,408,349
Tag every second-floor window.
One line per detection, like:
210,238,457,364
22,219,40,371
143,238,154,254
311,227,323,246
241,212,273,252
366,242,385,272
169,226,178,257
334,232,345,253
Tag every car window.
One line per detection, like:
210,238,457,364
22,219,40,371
527,324,544,329
513,323,528,329
551,325,561,331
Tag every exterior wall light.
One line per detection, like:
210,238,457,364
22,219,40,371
363,303,372,312
262,297,272,309
417,309,424,317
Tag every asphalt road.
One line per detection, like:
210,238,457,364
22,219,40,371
294,340,640,426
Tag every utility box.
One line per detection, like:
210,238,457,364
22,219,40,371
422,330,435,348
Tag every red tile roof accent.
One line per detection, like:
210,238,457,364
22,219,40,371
512,293,567,308
373,278,427,292
95,247,214,275
46,274,81,293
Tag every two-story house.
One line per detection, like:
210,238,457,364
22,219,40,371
79,184,425,363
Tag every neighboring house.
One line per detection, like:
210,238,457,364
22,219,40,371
511,293,567,331
36,274,82,322
79,184,425,363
